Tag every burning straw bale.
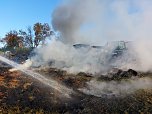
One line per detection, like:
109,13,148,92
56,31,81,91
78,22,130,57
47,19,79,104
36,68,92,89
98,69,139,81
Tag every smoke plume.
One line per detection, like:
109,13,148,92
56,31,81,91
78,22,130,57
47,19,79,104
25,0,152,74
52,0,152,44
20,0,152,97
52,0,104,45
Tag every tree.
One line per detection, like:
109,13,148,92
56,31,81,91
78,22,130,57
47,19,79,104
33,23,52,47
3,30,23,48
19,26,34,48
27,26,34,47
1,22,53,49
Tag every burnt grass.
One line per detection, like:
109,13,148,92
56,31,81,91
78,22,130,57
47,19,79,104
0,66,152,114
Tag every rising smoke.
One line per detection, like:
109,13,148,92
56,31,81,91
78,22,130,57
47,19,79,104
51,0,152,44
52,0,103,44
27,0,152,73
79,77,152,97
21,0,152,97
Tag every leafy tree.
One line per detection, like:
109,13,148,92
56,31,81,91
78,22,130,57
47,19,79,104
27,26,34,47
19,26,34,48
33,22,52,47
1,22,53,49
3,30,23,48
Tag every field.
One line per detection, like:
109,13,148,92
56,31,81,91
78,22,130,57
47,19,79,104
0,65,152,114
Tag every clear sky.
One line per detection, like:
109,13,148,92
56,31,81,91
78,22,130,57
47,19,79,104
0,0,60,38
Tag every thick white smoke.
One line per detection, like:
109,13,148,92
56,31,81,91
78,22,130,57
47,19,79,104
30,38,112,74
79,77,152,97
20,0,152,97
25,0,152,74
52,0,104,45
52,0,152,44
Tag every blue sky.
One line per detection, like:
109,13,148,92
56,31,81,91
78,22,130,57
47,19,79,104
1,0,152,44
0,0,60,38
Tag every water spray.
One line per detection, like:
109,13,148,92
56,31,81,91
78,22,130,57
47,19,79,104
0,55,74,98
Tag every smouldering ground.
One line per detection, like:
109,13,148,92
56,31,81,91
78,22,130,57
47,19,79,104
0,66,152,114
